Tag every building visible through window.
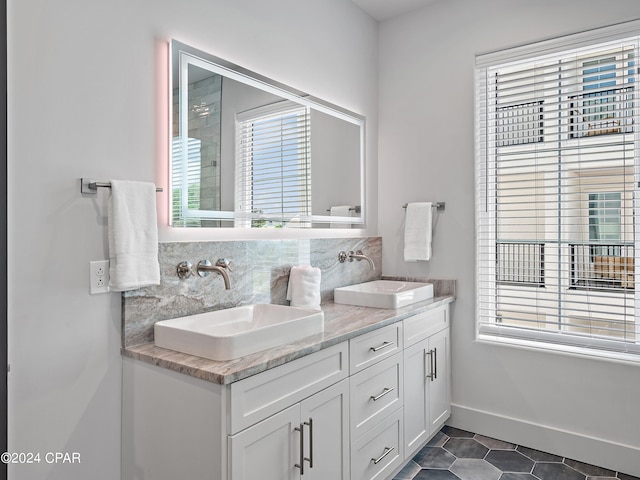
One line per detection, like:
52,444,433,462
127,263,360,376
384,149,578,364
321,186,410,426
476,25,640,357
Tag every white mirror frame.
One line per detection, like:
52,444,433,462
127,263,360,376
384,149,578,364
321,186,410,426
169,40,366,229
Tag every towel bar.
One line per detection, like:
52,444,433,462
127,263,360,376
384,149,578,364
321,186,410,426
81,178,163,194
325,205,361,213
402,202,445,211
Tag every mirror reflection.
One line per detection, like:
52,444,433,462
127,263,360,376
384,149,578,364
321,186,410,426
170,40,365,228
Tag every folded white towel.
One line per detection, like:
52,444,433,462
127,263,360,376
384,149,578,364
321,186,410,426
286,265,322,310
330,205,351,228
108,180,161,291
404,202,433,262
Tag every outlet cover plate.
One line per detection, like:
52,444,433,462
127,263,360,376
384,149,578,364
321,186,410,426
90,260,110,295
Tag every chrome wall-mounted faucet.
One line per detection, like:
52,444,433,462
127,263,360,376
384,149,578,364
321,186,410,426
338,250,375,271
176,258,232,289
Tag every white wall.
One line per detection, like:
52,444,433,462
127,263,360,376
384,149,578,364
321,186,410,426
378,0,640,475
7,1,377,479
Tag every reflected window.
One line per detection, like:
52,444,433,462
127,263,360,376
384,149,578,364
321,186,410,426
236,102,311,228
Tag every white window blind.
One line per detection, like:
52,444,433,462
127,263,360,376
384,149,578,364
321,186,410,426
475,21,640,359
171,137,202,227
235,102,311,228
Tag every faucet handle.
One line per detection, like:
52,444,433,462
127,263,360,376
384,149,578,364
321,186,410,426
216,258,232,272
176,261,194,280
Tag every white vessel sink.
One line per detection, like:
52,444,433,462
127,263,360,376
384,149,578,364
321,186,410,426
154,304,324,361
334,280,434,309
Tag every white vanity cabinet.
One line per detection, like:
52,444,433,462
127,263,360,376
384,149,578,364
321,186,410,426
402,305,451,458
228,342,350,480
229,378,350,480
122,342,349,480
122,301,452,480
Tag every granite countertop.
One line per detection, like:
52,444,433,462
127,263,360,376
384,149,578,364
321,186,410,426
122,296,454,385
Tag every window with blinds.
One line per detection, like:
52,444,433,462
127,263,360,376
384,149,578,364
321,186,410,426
235,102,311,228
475,21,640,359
171,137,203,227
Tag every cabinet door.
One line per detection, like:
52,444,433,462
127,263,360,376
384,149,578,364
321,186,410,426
403,338,429,456
300,379,350,480
428,328,450,435
403,323,451,454
229,404,301,480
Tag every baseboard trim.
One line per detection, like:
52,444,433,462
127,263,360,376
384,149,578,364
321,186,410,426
449,403,640,478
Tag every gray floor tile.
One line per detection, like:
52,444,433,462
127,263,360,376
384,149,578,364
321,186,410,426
618,473,640,480
427,430,449,447
474,434,516,450
394,460,422,480
533,462,586,480
444,437,489,459
441,426,475,438
499,474,538,480
413,447,457,469
564,458,615,477
413,469,461,479
450,459,501,480
516,445,564,463
402,428,636,480
485,450,534,473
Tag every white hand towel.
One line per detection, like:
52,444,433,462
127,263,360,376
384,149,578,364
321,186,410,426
404,202,433,262
330,205,351,229
286,265,322,310
108,180,161,291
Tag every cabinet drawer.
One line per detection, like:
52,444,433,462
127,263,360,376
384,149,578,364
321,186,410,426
350,352,403,440
350,323,402,374
403,305,449,347
230,342,348,434
351,407,404,480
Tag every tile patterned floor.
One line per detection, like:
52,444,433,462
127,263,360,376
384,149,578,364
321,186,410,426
393,426,640,480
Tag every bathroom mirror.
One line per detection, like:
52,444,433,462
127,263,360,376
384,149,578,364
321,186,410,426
170,40,365,228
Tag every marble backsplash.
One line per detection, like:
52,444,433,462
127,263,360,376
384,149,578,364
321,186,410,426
122,236,458,349
122,236,382,348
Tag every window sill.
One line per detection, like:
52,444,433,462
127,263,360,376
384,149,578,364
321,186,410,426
477,328,640,366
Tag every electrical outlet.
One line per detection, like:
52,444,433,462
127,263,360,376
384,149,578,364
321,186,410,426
90,260,110,295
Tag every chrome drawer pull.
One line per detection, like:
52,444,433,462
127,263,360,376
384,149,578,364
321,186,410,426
370,341,394,352
370,387,395,402
294,423,305,474
371,446,395,465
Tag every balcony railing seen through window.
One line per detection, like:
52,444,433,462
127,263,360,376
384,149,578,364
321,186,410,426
569,86,634,138
570,243,634,291
496,242,545,287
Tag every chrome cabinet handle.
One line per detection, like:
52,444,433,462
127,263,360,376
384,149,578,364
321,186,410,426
370,387,395,402
295,419,314,473
304,418,313,468
433,347,438,380
426,349,434,381
370,341,394,352
371,446,395,465
294,423,305,474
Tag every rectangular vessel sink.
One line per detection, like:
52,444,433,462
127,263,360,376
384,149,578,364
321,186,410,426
154,304,324,361
334,280,434,309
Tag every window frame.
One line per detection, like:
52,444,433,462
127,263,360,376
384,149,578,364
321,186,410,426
475,20,640,362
